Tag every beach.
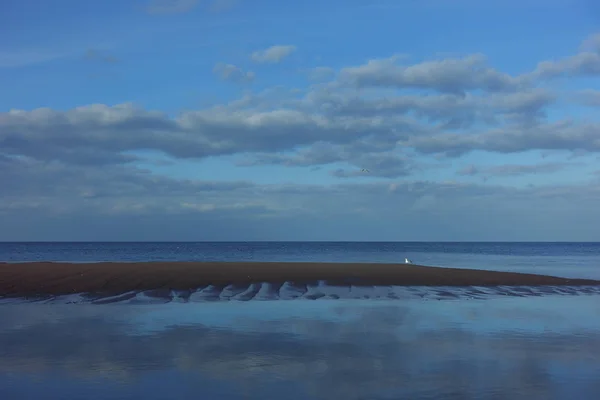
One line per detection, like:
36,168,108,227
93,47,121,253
0,261,598,298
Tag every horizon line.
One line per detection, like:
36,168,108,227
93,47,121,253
1,241,599,244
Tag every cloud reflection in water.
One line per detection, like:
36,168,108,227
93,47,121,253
1,297,600,399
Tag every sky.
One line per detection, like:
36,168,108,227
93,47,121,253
2,0,600,241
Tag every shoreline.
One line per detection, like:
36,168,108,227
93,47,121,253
1,261,599,298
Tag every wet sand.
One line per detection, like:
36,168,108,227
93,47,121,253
0,261,598,298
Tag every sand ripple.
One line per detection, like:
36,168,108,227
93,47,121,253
2,282,600,304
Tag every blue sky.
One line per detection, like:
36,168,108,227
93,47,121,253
2,0,600,241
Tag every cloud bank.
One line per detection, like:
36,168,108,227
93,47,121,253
2,29,600,240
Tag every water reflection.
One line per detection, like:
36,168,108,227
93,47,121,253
1,297,600,399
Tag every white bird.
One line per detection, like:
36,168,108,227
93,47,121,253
405,258,412,264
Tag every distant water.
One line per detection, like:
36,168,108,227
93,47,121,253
1,296,600,399
2,241,600,279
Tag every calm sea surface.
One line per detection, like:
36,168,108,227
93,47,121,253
1,297,600,399
2,241,600,279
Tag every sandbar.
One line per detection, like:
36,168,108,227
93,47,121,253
0,261,598,298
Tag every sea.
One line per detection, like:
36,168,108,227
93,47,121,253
2,241,600,399
2,241,600,279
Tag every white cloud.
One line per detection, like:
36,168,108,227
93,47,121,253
576,89,600,107
533,52,600,79
457,162,578,177
405,120,600,157
213,63,255,83
338,54,529,94
307,66,335,81
251,45,296,64
580,33,600,53
532,33,600,80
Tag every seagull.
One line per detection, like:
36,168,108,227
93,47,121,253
405,258,413,264
361,168,370,173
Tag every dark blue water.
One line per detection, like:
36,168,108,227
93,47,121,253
2,242,600,279
2,241,600,261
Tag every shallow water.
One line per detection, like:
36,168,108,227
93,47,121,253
1,296,600,399
3,282,600,305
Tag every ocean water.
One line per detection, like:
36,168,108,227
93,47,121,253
2,241,600,279
1,297,600,399
2,243,600,398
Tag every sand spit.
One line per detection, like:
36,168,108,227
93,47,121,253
1,261,599,304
